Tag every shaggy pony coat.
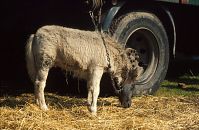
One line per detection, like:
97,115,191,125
26,25,138,115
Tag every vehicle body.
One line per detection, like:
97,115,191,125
86,0,199,95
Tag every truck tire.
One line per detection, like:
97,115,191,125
110,12,169,95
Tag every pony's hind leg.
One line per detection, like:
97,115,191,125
34,68,49,111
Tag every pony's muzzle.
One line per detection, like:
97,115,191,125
121,100,132,108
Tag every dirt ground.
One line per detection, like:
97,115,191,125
0,93,199,130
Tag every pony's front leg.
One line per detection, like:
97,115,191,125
87,67,103,115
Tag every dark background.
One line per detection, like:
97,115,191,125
0,0,199,96
0,0,115,96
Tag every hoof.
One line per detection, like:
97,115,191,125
87,105,97,115
40,105,48,111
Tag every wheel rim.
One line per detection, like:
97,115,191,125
126,28,159,84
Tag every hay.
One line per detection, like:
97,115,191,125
1,93,199,130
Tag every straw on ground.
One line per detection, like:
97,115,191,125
1,93,198,130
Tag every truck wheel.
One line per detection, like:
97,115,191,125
110,12,169,95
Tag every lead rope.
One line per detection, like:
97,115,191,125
89,8,121,93
89,11,98,31
99,32,121,93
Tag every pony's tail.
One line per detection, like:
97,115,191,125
25,34,36,82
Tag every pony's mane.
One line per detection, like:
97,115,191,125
102,33,125,53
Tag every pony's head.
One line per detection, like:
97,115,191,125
114,48,143,108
